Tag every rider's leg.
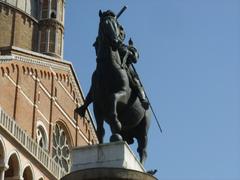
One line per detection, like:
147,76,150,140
133,78,149,109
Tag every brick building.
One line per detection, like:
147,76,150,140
0,0,98,179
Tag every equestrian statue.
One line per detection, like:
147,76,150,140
75,8,151,164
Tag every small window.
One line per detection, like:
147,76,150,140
40,30,47,52
49,28,56,52
36,124,48,150
41,0,49,18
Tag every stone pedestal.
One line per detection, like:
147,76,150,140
61,141,157,180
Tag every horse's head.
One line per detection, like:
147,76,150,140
99,10,116,19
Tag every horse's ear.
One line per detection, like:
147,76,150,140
99,10,102,18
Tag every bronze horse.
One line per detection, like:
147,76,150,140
75,10,151,164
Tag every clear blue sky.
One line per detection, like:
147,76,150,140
64,1,240,179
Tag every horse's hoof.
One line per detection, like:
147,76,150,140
126,138,134,145
110,134,123,142
111,119,122,133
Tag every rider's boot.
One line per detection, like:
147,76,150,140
138,88,149,110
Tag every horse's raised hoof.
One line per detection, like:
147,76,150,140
110,133,123,142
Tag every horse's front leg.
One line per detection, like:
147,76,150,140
108,92,124,132
74,86,93,117
137,134,148,165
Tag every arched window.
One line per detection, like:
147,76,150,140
36,123,48,150
26,0,31,14
57,28,63,55
0,139,5,166
58,0,64,22
23,166,33,180
17,0,26,11
7,0,17,6
41,0,48,19
51,0,57,18
52,123,71,172
5,153,20,179
49,27,56,52
40,29,47,52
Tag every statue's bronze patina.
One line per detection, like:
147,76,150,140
75,9,151,164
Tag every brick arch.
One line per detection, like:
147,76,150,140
63,74,66,82
22,66,26,74
1,67,4,77
11,64,15,73
43,71,47,79
55,120,74,147
50,72,54,78
0,137,6,165
15,64,19,73
55,73,59,80
26,67,30,75
22,164,34,180
30,68,34,75
66,75,70,86
34,69,38,78
5,67,10,75
5,151,21,179
59,73,62,81
40,70,43,78
47,72,50,80
36,120,49,150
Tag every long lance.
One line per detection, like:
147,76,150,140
130,64,163,133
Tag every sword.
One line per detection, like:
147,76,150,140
116,6,127,19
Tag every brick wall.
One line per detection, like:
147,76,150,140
0,56,98,151
0,4,13,47
0,3,38,51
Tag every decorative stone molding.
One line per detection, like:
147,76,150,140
39,18,64,31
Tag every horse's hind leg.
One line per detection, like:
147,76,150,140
137,134,148,165
136,111,151,164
